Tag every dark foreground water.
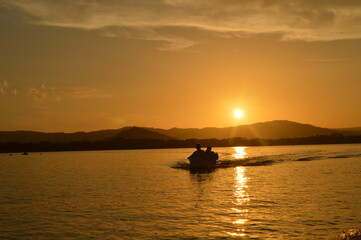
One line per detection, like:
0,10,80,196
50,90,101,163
0,144,361,239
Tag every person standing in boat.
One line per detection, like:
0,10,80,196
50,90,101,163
188,144,206,160
205,146,219,164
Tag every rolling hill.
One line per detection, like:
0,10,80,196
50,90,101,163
0,120,360,144
152,120,340,140
109,127,173,140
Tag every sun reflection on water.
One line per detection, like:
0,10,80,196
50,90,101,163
234,166,250,206
233,146,248,159
228,166,250,237
227,230,246,237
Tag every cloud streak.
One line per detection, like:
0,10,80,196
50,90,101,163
24,84,112,103
2,0,361,49
0,81,17,96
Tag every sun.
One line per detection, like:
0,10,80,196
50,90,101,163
233,109,244,119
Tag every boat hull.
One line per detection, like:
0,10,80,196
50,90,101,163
188,156,216,170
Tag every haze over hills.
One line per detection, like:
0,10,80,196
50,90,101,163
0,120,360,144
109,127,174,141
335,127,361,136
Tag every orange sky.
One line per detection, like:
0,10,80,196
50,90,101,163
0,0,360,132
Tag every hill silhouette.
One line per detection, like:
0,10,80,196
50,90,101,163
335,127,361,136
1,121,361,153
110,127,173,140
0,120,360,144
153,120,339,139
0,129,125,143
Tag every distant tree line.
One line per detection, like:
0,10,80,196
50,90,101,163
1,133,361,153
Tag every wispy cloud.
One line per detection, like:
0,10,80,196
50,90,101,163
0,81,17,95
67,87,112,99
2,0,361,50
26,86,50,103
12,88,18,95
100,27,195,51
24,84,112,103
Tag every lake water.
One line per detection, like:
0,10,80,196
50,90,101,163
1,144,361,239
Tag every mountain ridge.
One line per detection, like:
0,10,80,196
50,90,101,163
109,127,174,141
0,120,359,143
150,120,342,140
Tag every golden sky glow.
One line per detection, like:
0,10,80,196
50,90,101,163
0,0,361,132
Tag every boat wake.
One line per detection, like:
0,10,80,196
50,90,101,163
171,147,361,171
171,158,275,171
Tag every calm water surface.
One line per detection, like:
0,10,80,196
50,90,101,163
1,144,361,239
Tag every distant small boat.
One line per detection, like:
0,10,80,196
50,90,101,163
22,152,28,155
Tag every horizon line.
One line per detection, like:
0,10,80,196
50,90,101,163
1,120,360,134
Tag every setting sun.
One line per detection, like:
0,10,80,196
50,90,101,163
234,109,244,119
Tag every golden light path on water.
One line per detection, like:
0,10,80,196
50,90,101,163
227,147,250,237
233,147,248,160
